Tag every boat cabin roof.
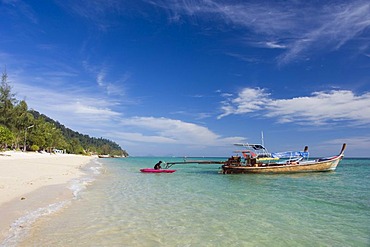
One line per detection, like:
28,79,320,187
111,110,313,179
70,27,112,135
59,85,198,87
234,143,266,150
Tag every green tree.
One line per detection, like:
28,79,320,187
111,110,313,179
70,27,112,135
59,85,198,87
86,145,97,154
28,119,65,152
101,144,112,155
42,122,67,153
29,118,47,149
0,125,14,150
0,69,17,126
68,138,85,154
11,100,34,149
49,127,68,152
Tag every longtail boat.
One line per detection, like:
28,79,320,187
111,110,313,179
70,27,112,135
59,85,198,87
162,143,346,174
221,143,346,174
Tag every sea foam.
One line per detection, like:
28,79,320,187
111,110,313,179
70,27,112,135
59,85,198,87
0,158,102,247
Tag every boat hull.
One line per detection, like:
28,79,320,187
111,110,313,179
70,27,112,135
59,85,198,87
140,168,176,173
222,156,343,174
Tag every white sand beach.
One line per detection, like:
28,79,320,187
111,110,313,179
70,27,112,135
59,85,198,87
0,151,95,243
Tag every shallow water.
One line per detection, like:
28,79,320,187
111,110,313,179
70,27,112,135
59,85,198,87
8,157,370,246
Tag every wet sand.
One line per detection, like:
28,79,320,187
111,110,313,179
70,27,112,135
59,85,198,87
0,151,95,243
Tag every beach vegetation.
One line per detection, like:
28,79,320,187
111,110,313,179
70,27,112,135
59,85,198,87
0,69,17,126
68,138,85,155
0,125,14,150
11,100,35,150
0,69,128,156
30,144,39,152
101,144,112,155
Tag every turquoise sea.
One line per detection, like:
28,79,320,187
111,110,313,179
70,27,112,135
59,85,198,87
3,157,370,246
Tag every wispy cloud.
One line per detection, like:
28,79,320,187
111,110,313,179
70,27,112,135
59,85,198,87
218,88,271,119
324,135,370,147
54,0,126,30
11,80,121,131
264,41,286,49
111,131,177,144
83,60,128,96
322,136,370,157
11,78,245,148
151,0,370,64
224,52,261,63
2,0,38,24
170,110,212,120
218,87,370,126
278,1,370,64
3,62,82,95
119,116,245,146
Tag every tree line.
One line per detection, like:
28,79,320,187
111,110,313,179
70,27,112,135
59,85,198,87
0,70,128,157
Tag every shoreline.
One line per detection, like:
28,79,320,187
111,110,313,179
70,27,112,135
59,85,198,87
0,151,96,244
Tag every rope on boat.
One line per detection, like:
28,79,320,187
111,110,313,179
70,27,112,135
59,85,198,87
160,159,226,169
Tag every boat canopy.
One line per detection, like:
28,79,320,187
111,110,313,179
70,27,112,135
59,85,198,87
234,143,309,160
234,143,267,150
271,151,309,159
234,143,274,160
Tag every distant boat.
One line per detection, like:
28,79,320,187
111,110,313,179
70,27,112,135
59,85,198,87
98,154,126,158
98,154,111,158
221,143,346,174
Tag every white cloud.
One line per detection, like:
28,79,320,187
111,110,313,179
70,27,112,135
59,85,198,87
55,0,125,27
278,1,370,64
12,80,246,148
218,88,271,119
264,42,286,49
97,69,106,87
224,52,261,63
153,0,370,64
219,88,370,126
324,136,370,148
72,101,119,117
119,116,245,146
112,132,177,144
12,82,121,131
83,61,128,96
2,0,38,24
321,136,370,157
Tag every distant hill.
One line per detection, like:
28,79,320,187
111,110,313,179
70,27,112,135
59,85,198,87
1,70,128,156
29,110,128,157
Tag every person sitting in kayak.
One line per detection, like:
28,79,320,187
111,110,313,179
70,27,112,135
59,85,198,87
154,161,162,170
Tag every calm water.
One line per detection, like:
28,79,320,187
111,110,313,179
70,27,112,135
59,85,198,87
3,157,370,246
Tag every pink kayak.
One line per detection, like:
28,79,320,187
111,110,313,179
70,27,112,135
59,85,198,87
140,168,176,173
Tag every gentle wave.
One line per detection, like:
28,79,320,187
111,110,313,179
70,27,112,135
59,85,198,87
1,201,70,247
7,157,370,246
0,158,102,247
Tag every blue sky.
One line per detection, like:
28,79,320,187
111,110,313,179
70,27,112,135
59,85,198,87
1,0,370,157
